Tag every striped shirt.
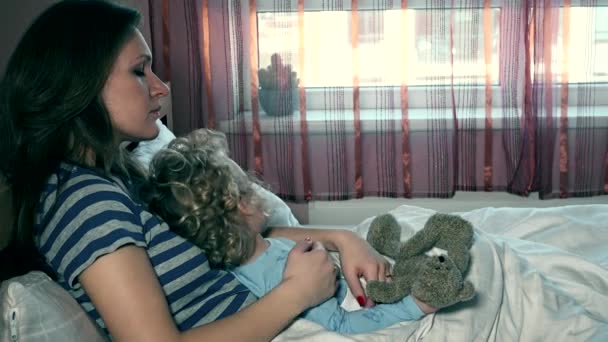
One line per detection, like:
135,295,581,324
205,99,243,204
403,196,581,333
34,163,256,335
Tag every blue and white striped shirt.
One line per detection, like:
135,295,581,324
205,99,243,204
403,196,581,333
34,163,255,334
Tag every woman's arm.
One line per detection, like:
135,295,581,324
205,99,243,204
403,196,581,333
265,226,390,307
80,240,336,342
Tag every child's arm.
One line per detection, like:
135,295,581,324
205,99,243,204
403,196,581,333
233,239,426,335
298,280,426,334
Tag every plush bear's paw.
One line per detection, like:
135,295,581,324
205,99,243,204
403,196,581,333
366,280,406,304
457,280,476,302
412,278,476,309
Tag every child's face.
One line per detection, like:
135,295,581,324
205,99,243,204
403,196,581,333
239,201,267,234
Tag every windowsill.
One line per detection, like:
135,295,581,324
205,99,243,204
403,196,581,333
217,106,608,134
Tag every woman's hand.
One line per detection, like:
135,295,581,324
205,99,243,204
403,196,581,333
333,231,391,308
282,239,338,310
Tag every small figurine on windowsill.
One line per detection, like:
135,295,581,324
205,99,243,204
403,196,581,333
258,53,299,116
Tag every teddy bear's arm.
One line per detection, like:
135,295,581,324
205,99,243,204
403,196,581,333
366,279,411,304
399,213,473,262
398,223,442,260
366,214,402,259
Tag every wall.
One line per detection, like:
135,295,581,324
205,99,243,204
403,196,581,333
0,0,57,74
0,0,152,76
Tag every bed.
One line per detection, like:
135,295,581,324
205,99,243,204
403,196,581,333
274,204,608,342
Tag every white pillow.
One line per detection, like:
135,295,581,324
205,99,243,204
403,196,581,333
131,119,176,167
222,157,300,227
254,183,300,227
0,271,107,342
132,123,300,227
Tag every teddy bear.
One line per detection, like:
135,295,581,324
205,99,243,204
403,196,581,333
365,213,476,309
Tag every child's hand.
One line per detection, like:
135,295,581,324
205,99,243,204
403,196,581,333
412,296,439,314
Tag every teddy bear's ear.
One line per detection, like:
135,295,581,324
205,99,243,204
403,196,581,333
458,281,476,302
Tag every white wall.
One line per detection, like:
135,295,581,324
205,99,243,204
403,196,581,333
306,192,608,225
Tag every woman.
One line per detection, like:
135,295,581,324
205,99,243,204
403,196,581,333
0,1,391,340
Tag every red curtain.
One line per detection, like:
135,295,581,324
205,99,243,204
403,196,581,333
149,0,608,201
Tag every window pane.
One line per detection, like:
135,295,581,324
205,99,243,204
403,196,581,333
257,8,500,88
561,7,608,83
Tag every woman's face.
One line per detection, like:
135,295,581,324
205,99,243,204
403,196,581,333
102,29,169,143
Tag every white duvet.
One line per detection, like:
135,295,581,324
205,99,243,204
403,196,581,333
274,204,608,342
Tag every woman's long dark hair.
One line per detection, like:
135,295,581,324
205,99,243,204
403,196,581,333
0,0,144,279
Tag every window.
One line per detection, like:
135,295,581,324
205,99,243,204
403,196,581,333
215,2,608,135
548,7,608,83
258,9,500,88
251,2,608,112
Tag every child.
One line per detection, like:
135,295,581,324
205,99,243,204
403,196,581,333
140,129,432,334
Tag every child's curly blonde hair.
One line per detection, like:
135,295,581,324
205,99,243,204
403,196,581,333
141,129,263,269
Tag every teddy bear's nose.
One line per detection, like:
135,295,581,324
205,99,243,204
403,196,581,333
438,256,445,263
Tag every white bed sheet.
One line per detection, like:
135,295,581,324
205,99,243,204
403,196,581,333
273,204,608,342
